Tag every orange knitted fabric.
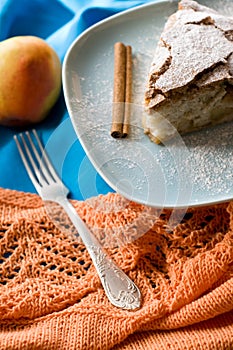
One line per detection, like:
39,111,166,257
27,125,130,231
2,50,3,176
0,187,232,350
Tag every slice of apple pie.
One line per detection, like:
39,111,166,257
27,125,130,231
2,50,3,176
144,0,233,143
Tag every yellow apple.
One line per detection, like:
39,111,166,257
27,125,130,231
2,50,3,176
0,36,61,126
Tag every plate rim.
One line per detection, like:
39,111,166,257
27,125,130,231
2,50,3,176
62,0,178,66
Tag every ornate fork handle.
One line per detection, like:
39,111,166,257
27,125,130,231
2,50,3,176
55,197,141,310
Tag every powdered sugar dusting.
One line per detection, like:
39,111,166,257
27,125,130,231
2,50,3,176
183,123,233,197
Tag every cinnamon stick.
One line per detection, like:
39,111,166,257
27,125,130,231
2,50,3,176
111,42,126,138
111,42,132,138
122,45,132,138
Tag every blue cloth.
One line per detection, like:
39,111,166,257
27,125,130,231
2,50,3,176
0,0,152,200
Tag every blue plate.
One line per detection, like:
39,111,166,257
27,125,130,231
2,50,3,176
63,0,233,209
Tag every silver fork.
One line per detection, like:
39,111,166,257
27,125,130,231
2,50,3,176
14,130,141,310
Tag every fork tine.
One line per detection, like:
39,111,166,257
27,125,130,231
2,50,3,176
32,129,61,183
14,134,41,192
20,132,46,184
25,130,55,184
25,131,43,165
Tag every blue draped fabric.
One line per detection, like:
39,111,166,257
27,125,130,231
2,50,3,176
0,0,153,200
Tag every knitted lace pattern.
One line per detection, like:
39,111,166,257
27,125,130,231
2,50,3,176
0,188,232,350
